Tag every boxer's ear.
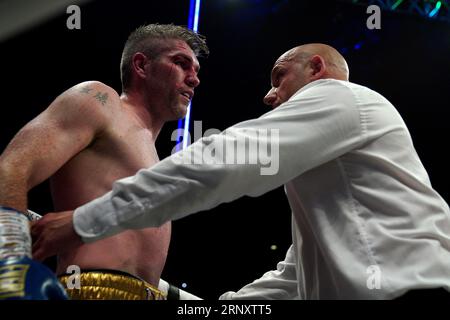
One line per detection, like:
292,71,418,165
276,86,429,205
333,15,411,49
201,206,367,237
132,52,149,80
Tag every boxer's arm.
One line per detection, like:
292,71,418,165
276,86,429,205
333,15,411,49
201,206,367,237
0,81,112,212
219,245,299,300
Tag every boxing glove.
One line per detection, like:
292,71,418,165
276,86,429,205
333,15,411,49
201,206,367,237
0,206,68,300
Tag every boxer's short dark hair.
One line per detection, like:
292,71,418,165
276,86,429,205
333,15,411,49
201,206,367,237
120,23,209,91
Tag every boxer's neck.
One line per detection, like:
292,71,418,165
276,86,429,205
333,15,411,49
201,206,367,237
119,93,164,142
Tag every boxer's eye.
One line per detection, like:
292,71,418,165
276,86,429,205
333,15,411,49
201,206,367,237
174,58,190,70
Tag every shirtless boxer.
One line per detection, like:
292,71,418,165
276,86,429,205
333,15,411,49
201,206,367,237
0,24,208,299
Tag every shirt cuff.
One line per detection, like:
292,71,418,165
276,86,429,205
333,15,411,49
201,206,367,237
219,291,235,300
73,191,117,243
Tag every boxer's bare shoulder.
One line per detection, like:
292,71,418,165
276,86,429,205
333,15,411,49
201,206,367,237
0,81,120,197
48,81,121,126
73,81,120,107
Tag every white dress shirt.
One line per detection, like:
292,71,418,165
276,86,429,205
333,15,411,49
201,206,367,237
73,79,450,299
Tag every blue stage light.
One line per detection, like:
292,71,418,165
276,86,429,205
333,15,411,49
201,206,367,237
177,0,202,151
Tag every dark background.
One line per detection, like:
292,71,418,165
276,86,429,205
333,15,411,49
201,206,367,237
1,0,449,299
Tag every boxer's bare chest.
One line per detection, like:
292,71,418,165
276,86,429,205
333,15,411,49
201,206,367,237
50,111,160,210
51,108,171,284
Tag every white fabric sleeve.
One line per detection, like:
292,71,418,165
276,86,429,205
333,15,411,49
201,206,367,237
219,245,298,300
73,80,366,242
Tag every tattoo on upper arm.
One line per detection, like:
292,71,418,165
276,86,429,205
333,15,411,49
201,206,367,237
79,86,109,105
80,87,93,94
94,92,109,105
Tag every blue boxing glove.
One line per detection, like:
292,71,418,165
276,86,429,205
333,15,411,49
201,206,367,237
0,207,68,300
0,256,68,300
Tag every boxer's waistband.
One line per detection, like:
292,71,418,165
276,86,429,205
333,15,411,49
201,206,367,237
58,269,165,300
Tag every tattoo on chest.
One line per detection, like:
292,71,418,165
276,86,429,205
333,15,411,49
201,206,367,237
80,86,109,105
